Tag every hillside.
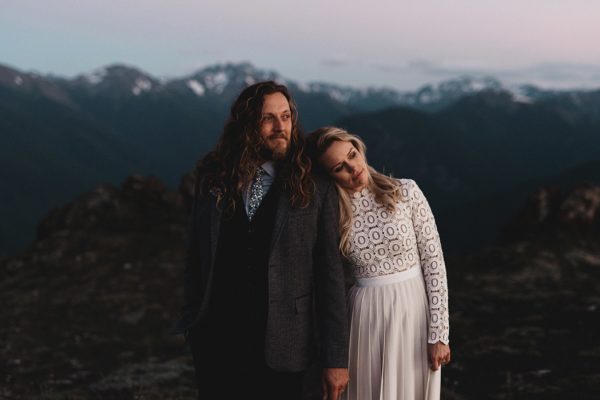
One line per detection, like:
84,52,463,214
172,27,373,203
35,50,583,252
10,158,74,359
2,176,600,399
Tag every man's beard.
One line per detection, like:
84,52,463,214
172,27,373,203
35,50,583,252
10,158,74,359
260,133,290,161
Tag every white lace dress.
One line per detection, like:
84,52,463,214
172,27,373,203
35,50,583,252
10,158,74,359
342,179,449,400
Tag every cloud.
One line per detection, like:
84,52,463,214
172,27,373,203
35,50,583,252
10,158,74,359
371,59,600,90
494,64,600,89
372,60,482,76
321,55,352,67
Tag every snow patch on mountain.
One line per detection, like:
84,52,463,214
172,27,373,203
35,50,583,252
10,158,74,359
203,71,228,93
328,88,351,102
417,90,441,103
85,68,107,85
469,80,490,92
186,79,205,96
295,82,311,92
14,76,23,86
511,91,534,104
132,78,152,96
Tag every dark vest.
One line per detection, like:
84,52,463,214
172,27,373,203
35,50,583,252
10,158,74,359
205,181,281,364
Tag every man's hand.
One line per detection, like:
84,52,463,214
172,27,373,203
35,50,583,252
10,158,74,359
428,342,451,370
321,368,349,400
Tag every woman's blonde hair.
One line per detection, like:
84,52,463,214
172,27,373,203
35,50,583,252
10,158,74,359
306,127,403,256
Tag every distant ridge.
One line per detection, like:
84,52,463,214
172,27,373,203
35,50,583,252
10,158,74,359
3,61,598,113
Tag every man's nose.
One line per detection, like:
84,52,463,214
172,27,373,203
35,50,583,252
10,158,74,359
273,117,284,131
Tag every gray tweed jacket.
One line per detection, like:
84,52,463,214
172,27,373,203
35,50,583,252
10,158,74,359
173,173,349,371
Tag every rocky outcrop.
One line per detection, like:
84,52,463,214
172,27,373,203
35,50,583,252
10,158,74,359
1,175,191,399
501,184,600,241
37,174,184,240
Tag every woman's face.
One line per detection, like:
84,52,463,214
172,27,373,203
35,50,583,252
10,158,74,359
319,140,370,192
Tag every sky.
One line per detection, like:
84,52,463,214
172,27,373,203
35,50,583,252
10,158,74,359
1,0,599,91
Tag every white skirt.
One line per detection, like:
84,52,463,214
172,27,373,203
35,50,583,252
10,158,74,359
343,267,441,400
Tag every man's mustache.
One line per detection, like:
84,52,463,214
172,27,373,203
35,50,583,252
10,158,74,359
267,132,288,141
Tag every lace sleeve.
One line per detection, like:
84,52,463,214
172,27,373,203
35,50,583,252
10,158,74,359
408,179,450,344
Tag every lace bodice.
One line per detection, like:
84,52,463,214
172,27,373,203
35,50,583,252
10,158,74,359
347,179,449,344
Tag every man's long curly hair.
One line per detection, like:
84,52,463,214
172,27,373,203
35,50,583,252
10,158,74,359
194,80,313,214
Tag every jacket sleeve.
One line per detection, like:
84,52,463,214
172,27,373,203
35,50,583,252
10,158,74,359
409,179,450,344
314,179,350,367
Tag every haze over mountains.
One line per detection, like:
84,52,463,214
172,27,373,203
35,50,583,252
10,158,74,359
1,61,600,254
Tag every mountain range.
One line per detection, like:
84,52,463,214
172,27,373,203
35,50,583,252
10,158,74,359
1,61,600,254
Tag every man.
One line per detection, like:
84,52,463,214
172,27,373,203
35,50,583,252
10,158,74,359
173,81,349,399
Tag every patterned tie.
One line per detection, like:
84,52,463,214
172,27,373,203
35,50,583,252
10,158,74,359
247,167,266,220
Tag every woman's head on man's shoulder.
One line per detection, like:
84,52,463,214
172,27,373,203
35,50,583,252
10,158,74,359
306,126,371,193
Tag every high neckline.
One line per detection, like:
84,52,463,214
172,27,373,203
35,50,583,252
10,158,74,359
351,186,370,199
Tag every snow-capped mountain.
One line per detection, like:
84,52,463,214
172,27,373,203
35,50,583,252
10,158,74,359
70,65,160,97
396,76,504,111
166,62,282,97
3,61,598,114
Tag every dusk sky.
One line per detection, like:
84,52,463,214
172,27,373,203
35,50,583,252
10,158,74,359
1,0,599,90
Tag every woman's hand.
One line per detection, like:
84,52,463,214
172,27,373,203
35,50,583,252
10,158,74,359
428,342,451,370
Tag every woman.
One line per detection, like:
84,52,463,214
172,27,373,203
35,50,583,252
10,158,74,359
307,127,451,400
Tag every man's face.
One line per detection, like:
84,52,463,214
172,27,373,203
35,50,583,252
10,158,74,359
259,92,292,161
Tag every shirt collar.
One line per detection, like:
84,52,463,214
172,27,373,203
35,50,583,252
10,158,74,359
260,161,276,178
